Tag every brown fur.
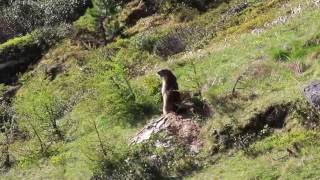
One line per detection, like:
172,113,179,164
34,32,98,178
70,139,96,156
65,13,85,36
157,69,181,114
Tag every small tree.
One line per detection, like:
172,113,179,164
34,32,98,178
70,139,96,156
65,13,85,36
103,60,142,125
15,90,66,157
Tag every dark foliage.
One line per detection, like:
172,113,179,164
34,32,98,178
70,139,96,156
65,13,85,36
0,0,91,42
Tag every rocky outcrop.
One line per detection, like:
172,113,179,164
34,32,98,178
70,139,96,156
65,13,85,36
125,0,160,26
304,80,320,110
227,2,248,15
0,0,92,84
0,40,43,84
0,24,71,84
131,113,203,153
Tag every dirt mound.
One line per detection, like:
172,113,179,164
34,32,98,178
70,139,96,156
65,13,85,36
131,113,202,152
213,104,289,151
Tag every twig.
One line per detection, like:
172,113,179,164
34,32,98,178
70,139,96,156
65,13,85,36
232,75,243,96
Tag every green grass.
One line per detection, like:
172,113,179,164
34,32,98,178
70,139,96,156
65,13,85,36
187,130,320,180
2,0,320,179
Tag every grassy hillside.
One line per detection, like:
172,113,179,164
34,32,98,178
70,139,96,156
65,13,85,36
1,0,320,179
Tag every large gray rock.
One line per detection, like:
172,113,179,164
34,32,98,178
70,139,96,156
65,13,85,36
303,80,320,110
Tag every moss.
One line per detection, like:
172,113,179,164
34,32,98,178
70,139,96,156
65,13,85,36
0,33,35,53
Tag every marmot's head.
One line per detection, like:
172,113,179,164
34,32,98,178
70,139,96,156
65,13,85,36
157,69,176,80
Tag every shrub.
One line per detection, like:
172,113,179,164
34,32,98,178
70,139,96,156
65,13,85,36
14,89,69,157
93,137,200,179
173,5,200,22
134,75,162,115
154,34,186,58
0,0,90,40
0,24,70,61
133,31,164,53
160,0,208,12
154,25,213,58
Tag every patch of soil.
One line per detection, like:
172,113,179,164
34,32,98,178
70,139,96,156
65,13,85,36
286,62,309,75
240,104,288,135
215,104,289,150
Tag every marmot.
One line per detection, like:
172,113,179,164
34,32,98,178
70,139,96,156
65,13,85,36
157,69,181,114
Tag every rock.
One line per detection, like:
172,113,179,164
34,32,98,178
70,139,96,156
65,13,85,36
264,5,303,29
228,2,248,15
252,28,265,35
190,0,207,11
125,0,159,26
45,63,65,81
265,16,288,27
303,80,320,110
130,113,202,153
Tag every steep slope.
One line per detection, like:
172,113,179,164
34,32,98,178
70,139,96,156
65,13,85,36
1,0,320,179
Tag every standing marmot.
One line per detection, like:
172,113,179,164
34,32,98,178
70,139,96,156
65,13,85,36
157,69,181,114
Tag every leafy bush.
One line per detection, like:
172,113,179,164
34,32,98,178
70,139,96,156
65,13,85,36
160,0,208,12
154,25,214,58
133,31,165,53
173,5,200,22
109,39,159,76
93,137,200,179
103,66,144,125
79,0,123,32
14,88,69,156
0,0,90,41
96,57,160,126
0,24,71,64
154,33,187,58
134,75,162,115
